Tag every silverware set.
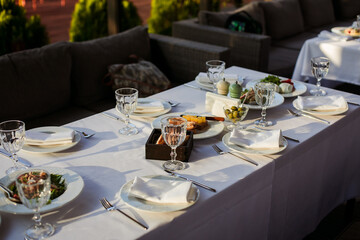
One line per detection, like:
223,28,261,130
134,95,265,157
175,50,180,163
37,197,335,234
100,197,148,230
287,109,330,124
212,144,259,166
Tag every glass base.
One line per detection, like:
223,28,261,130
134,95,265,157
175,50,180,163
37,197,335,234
310,88,327,96
254,119,273,127
25,222,55,240
163,160,185,171
6,165,27,175
119,123,138,136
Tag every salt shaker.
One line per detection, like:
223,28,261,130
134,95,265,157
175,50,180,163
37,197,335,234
216,78,230,95
229,81,243,98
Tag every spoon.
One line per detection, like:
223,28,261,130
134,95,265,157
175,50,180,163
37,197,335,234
0,183,21,203
76,130,95,138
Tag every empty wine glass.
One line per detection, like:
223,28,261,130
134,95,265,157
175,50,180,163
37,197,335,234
160,116,188,171
16,169,55,239
115,88,139,135
0,120,27,175
311,57,330,96
254,82,276,127
206,60,225,93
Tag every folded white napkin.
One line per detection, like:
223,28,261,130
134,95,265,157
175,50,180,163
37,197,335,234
318,30,351,41
205,92,240,117
297,95,348,111
134,100,164,113
229,129,282,149
26,129,75,146
129,176,196,204
197,72,238,85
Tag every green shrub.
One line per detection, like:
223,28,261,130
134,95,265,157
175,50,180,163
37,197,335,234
0,0,49,55
148,0,200,35
69,0,141,42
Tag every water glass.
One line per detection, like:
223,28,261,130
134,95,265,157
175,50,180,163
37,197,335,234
254,82,276,127
0,120,28,174
160,116,188,171
310,57,330,96
206,60,225,93
16,169,55,239
115,88,139,135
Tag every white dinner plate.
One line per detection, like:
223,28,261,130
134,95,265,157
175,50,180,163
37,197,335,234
331,27,360,38
22,127,81,153
119,175,200,213
222,130,288,155
292,98,348,116
195,75,244,90
116,98,171,118
0,167,84,214
242,92,285,110
151,112,225,139
246,79,307,98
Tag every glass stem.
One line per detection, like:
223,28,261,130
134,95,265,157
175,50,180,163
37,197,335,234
11,153,20,167
33,211,42,228
170,147,177,162
316,78,321,89
125,114,130,127
261,107,267,122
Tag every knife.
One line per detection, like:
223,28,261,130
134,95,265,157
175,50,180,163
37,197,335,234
101,112,124,122
0,149,32,168
288,109,330,125
184,83,212,92
164,169,216,193
180,114,225,122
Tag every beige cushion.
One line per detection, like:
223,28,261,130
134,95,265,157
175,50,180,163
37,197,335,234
0,42,72,122
70,26,151,106
260,0,304,40
199,1,266,34
334,0,360,19
299,0,335,27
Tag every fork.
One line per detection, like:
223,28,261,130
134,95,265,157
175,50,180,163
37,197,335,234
75,130,95,138
99,197,148,230
212,144,258,166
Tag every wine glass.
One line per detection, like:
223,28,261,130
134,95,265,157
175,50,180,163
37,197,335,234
206,60,225,93
16,169,55,239
160,116,188,171
223,105,249,131
0,120,28,175
254,82,276,127
115,88,139,135
310,57,330,96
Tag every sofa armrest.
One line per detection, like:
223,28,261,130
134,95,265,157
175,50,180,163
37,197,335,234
149,33,230,86
172,18,271,72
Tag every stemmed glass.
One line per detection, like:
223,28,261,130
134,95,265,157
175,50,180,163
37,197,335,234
115,88,139,135
310,57,330,96
0,120,28,174
160,116,188,171
223,105,249,131
206,60,225,93
16,169,55,239
254,82,276,127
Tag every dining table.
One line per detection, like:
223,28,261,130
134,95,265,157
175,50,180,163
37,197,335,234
0,66,360,240
292,35,360,86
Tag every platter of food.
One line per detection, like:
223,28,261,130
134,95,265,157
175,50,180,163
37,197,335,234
245,75,307,98
151,112,225,139
120,175,200,213
0,167,84,214
331,27,360,38
238,89,285,110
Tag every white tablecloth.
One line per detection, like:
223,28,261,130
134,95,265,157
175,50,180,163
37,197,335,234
292,37,360,85
0,66,360,240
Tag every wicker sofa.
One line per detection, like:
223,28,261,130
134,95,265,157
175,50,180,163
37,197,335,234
0,26,230,129
173,0,360,78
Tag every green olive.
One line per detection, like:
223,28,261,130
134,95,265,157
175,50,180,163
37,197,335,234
231,106,237,111
233,111,239,118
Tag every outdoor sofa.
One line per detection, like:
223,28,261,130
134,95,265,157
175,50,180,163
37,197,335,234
0,26,230,129
172,0,360,78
